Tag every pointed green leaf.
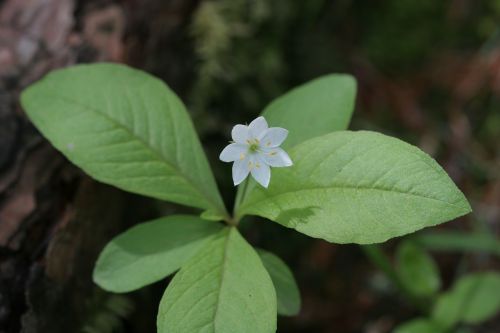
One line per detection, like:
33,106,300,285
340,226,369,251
432,272,500,328
262,74,356,149
258,249,301,316
393,318,444,333
237,131,471,244
157,227,277,333
93,215,223,293
396,241,441,298
21,63,226,214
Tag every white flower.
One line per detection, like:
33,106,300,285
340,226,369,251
219,116,293,188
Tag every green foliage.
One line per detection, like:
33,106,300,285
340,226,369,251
393,272,500,332
157,227,276,333
396,241,441,298
200,209,227,221
93,215,223,293
393,318,444,333
414,231,500,257
432,272,500,328
237,131,471,244
258,249,301,316
261,74,356,149
21,63,226,216
21,63,472,332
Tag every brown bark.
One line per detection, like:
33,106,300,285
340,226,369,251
0,0,198,332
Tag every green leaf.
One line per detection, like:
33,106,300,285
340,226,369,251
200,209,225,221
93,215,223,293
393,318,444,333
21,63,226,214
261,74,356,149
237,131,471,244
414,231,500,257
432,272,500,328
396,241,441,298
157,227,277,333
257,249,301,316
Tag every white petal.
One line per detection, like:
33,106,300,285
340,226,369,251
231,124,249,144
219,143,247,162
250,156,271,188
248,116,268,139
261,148,293,167
232,159,250,185
260,127,288,148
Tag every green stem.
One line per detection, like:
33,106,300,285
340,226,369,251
233,178,249,222
223,216,237,227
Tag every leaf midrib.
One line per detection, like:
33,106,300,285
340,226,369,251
240,183,469,214
46,93,223,213
212,228,232,331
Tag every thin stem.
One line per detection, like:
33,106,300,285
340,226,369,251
223,217,237,227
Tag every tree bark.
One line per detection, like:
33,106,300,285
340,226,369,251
0,0,198,332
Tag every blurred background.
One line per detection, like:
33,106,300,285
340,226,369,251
0,0,499,332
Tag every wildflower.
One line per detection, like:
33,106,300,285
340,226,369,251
219,116,292,188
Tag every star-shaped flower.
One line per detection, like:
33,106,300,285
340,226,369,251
219,116,293,188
